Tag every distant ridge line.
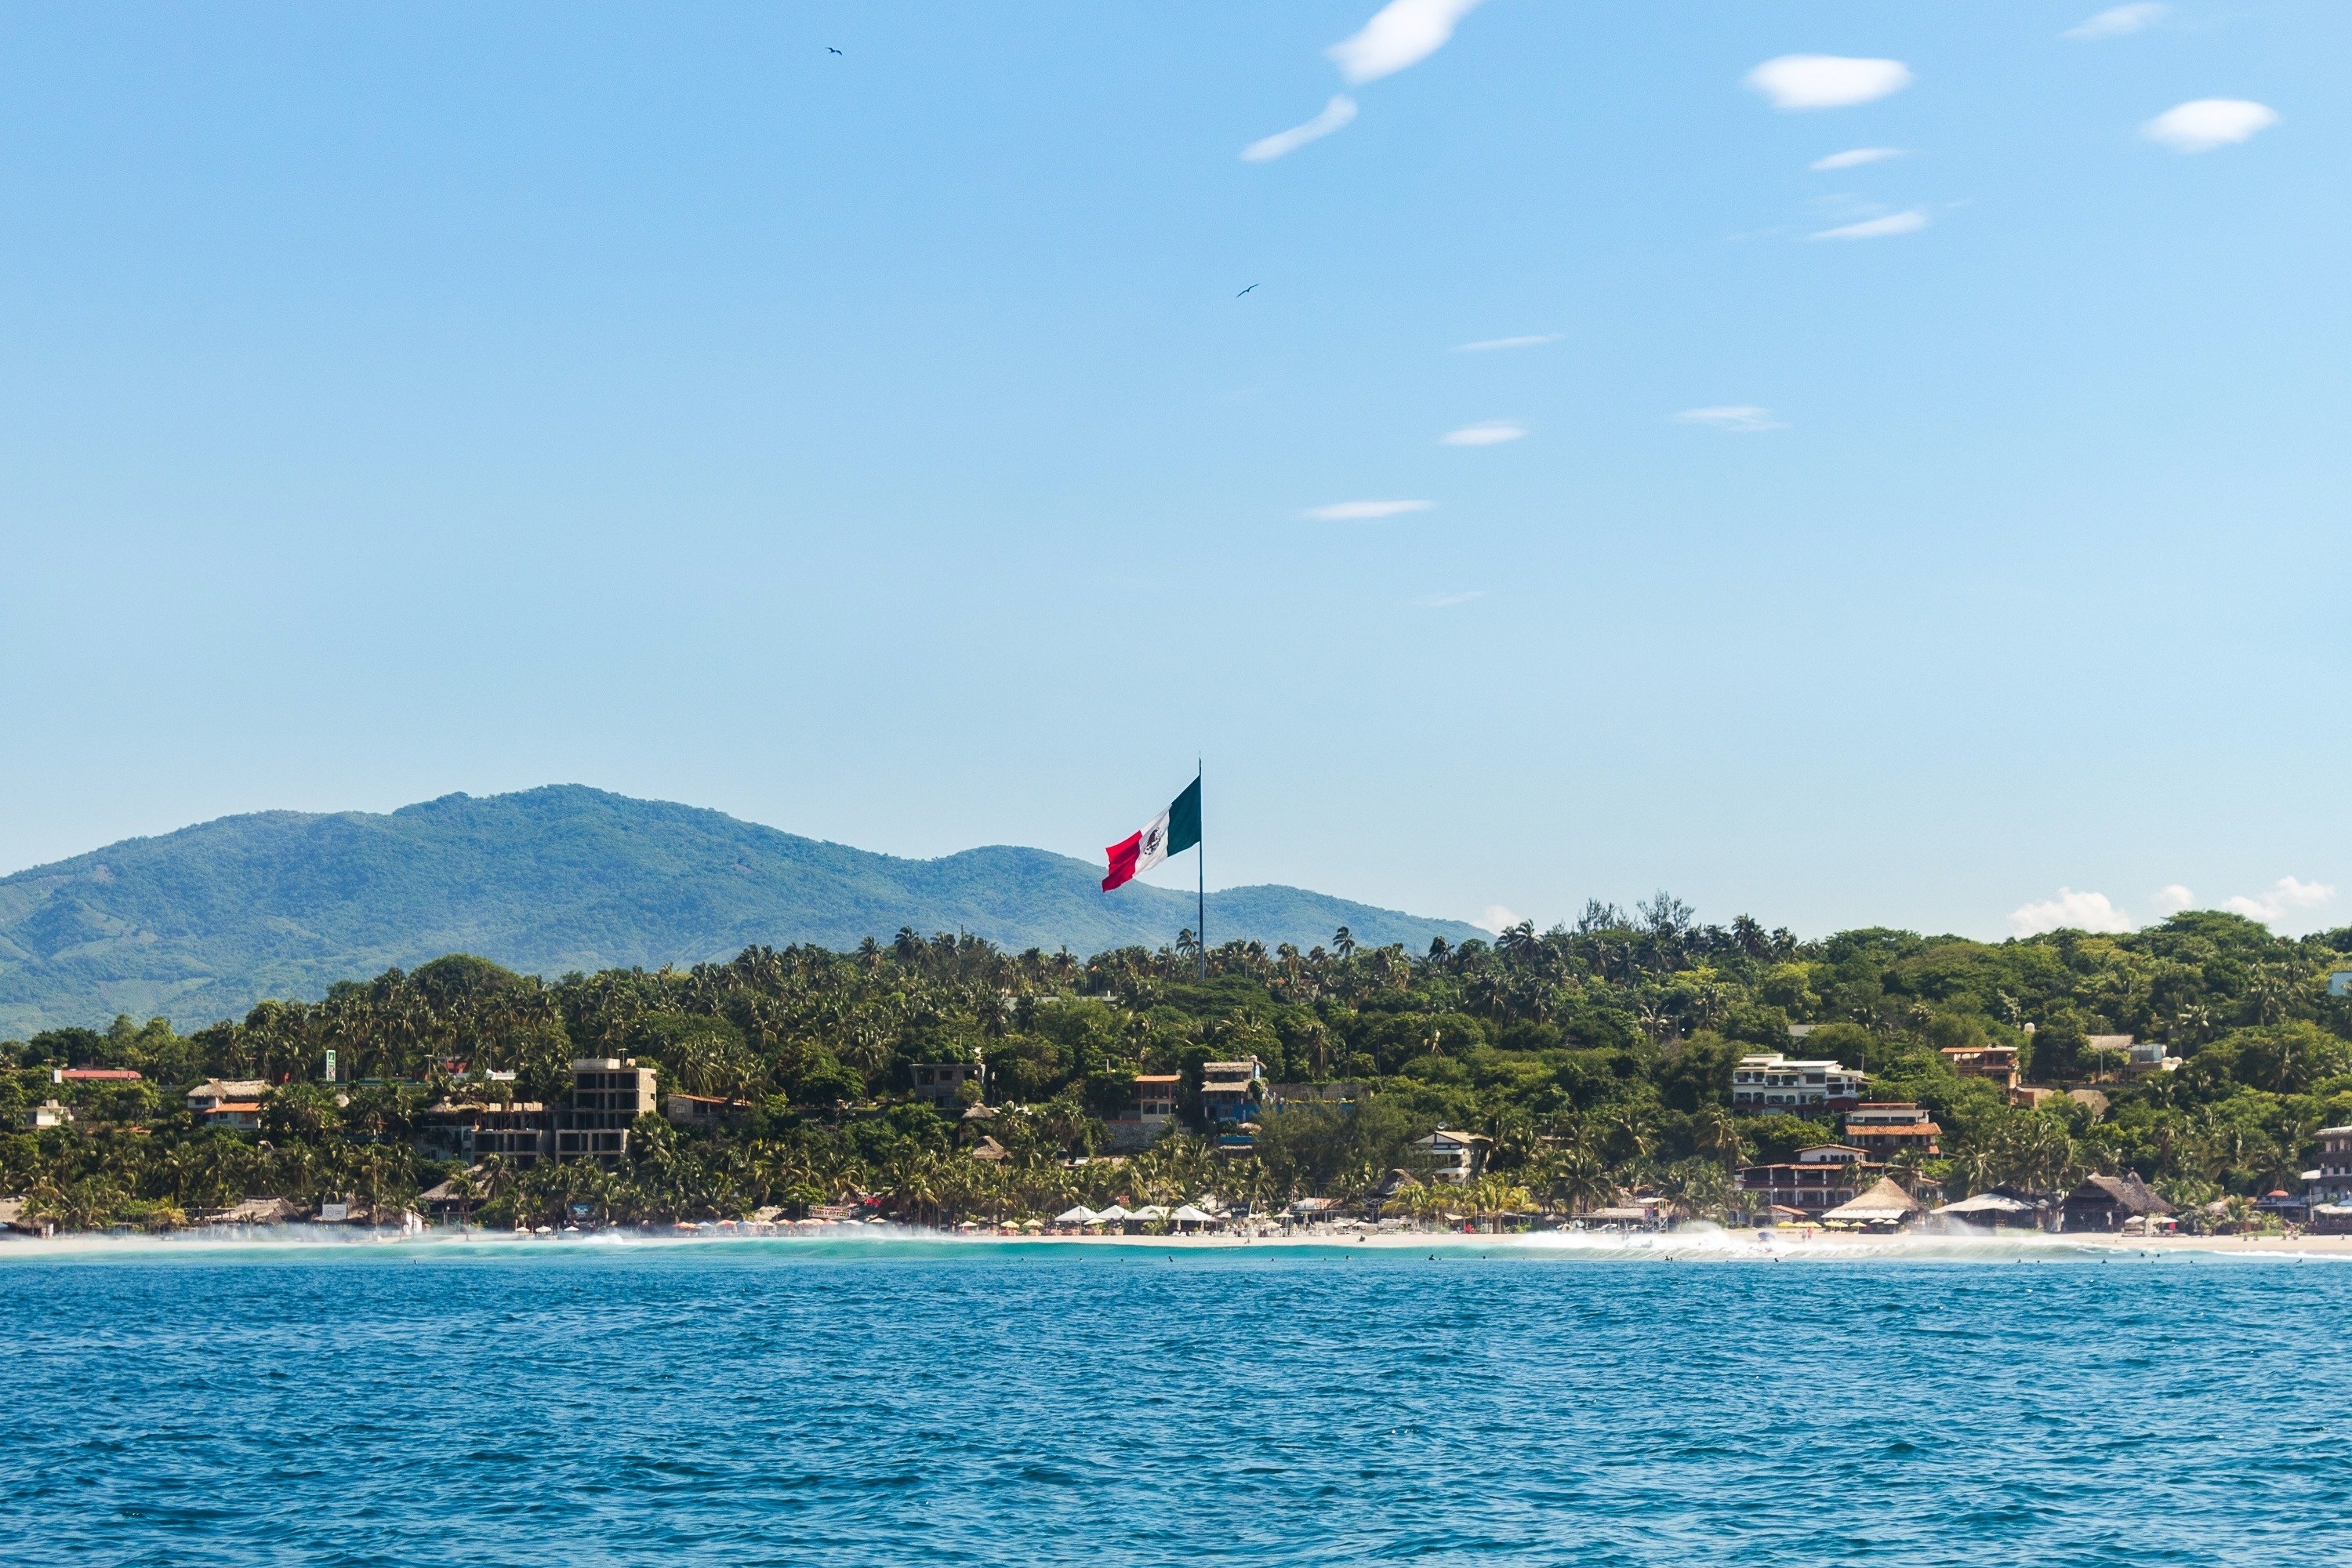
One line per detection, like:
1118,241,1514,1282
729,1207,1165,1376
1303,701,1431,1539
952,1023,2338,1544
0,785,1484,1034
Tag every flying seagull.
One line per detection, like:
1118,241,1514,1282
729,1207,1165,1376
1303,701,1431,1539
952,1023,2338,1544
1236,283,1258,297
828,46,842,55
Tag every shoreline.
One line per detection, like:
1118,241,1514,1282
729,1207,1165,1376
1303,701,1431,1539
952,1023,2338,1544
5,1224,2350,1262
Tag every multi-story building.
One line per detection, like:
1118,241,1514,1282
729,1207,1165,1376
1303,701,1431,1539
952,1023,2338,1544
1736,1144,1880,1217
1104,1073,1179,1152
909,1062,985,1108
422,1102,552,1167
1842,1102,1941,1160
556,1058,659,1165
1414,1127,1491,1185
1939,1044,2020,1094
1200,1058,1266,1126
1732,1054,1868,1116
2307,1127,2352,1208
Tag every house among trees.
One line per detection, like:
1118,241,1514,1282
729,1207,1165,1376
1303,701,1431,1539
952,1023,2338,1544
1938,1044,2019,1094
1414,1127,1490,1185
662,1092,750,1130
185,1077,269,1112
1104,1073,1178,1152
909,1062,984,1108
1842,1103,1941,1160
2304,1126,2352,1209
1200,1058,1266,1125
2060,1174,2173,1232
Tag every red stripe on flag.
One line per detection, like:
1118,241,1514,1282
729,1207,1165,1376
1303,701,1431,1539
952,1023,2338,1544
1102,829,1144,891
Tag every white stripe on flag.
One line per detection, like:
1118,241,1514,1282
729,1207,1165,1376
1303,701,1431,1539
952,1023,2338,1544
1134,809,1171,877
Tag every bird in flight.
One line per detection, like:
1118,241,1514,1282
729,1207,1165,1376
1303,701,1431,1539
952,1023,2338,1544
1236,283,1258,297
828,46,842,55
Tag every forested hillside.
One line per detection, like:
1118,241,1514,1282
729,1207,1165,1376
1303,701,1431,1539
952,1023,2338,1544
0,785,1480,1033
7,898,2351,1232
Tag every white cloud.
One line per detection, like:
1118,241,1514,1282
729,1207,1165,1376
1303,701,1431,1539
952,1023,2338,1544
1419,590,1484,608
1473,904,1520,935
1440,420,1525,446
1810,209,1927,241
1304,499,1432,521
2143,99,2278,153
1242,95,1359,162
1327,0,1483,85
2151,884,2197,916
1810,147,1904,172
1454,333,1560,353
2223,876,2336,924
1745,55,1912,111
2010,887,2134,937
1674,405,1784,433
2066,3,2168,41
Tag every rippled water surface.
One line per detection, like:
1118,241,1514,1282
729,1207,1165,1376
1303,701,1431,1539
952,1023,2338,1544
5,1238,2348,1565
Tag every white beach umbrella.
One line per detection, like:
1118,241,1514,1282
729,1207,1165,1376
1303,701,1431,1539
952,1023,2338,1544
1054,1206,1098,1225
1130,1204,1169,1221
1170,1205,1215,1225
1093,1204,1132,1223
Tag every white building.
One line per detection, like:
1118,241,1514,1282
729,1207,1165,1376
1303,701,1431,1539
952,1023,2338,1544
1732,1054,1867,1114
1414,1128,1491,1185
2307,1127,2352,1207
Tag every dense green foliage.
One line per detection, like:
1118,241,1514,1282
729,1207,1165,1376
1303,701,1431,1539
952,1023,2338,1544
0,785,1480,1034
6,902,2351,1233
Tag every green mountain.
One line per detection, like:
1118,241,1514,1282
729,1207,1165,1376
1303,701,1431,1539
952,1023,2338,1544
0,785,1483,1035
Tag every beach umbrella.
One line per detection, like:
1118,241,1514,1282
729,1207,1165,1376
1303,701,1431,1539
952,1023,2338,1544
1093,1204,1132,1223
1130,1204,1169,1221
1171,1204,1215,1226
1054,1206,1098,1225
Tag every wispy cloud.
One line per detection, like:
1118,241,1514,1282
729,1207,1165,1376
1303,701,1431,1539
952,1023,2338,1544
2143,99,2278,153
1675,405,1784,433
1473,904,1520,935
1420,590,1485,608
1745,55,1912,111
1810,209,1927,241
1440,421,1525,446
1811,147,1904,172
1305,499,1432,521
1454,333,1560,353
1327,0,1483,85
2010,887,2133,937
2066,3,2168,40
1243,95,1359,162
2223,876,2335,924
2151,884,2197,916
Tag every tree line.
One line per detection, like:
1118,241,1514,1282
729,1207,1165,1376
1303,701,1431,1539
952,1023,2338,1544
5,902,2350,1232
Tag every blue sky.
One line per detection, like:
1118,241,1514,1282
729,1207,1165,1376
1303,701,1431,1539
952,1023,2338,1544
2,2,2346,942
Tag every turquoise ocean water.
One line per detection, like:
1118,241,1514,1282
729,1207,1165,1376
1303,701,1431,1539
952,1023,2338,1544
4,1236,2347,1565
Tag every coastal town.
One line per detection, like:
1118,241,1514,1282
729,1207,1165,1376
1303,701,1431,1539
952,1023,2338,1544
9,999,2350,1244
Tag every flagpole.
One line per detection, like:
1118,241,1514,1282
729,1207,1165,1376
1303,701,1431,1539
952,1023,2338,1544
1196,758,1205,982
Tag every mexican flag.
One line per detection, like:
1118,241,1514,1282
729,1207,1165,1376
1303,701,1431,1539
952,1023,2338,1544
1102,776,1202,892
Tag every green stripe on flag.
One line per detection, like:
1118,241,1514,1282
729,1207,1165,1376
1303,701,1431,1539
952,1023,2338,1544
1167,777,1201,856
